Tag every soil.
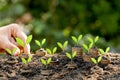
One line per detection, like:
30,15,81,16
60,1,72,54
0,52,120,80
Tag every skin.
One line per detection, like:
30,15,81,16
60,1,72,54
0,23,30,56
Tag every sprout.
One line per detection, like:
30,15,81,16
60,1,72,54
35,38,46,48
16,35,33,47
6,47,17,55
88,36,99,46
40,58,52,68
91,56,102,65
57,41,68,52
99,47,110,55
46,47,57,55
21,55,32,64
66,51,77,62
82,42,93,53
71,34,82,46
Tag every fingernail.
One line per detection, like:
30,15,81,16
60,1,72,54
14,49,20,56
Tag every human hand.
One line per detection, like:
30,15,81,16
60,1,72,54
0,23,30,56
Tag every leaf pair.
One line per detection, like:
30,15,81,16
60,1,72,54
6,48,17,55
40,58,52,67
66,51,77,60
83,42,93,52
21,55,32,64
57,41,68,52
88,36,99,43
46,47,57,54
35,38,46,48
71,34,82,46
91,56,102,64
16,35,33,47
99,47,110,55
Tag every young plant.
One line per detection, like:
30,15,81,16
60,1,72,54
71,34,82,46
40,58,52,68
82,42,93,53
35,38,46,48
66,51,77,62
21,55,32,64
16,35,33,47
91,56,102,65
87,36,99,46
99,47,110,55
46,47,57,55
57,41,68,52
6,47,17,55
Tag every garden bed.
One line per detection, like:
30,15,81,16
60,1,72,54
0,52,120,80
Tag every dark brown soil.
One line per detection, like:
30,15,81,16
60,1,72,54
0,52,120,80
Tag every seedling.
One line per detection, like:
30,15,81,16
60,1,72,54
66,51,77,62
16,35,33,47
99,47,110,55
82,42,93,53
91,56,102,65
40,58,52,68
57,41,68,52
71,34,82,46
21,55,32,64
87,36,99,46
6,47,17,55
46,47,57,55
82,36,99,53
35,38,46,48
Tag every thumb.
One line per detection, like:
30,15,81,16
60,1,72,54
3,41,20,56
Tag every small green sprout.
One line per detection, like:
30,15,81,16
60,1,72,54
57,41,68,52
66,51,77,62
82,42,93,53
91,56,102,65
71,34,82,46
6,47,17,55
16,35,33,47
35,38,46,48
40,58,52,68
46,47,57,54
21,55,32,64
99,47,110,55
88,36,99,46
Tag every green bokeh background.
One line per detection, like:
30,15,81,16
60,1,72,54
0,0,120,52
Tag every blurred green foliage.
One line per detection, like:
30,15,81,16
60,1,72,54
0,0,120,52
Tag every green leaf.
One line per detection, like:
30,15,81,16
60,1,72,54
83,44,88,51
94,36,99,43
47,58,52,64
6,48,12,55
21,58,27,64
41,38,46,45
27,55,32,63
35,40,41,47
46,49,52,54
105,47,110,53
71,36,78,44
91,58,97,64
72,51,77,58
40,58,47,65
16,38,24,47
99,49,105,54
63,41,68,48
26,35,32,44
53,47,57,54
66,52,72,59
97,56,102,63
78,34,82,42
88,37,93,43
57,42,63,49
89,42,93,49
12,48,17,54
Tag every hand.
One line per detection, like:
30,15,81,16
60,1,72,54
0,23,30,56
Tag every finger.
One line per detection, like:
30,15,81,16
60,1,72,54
9,24,31,55
2,41,20,56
